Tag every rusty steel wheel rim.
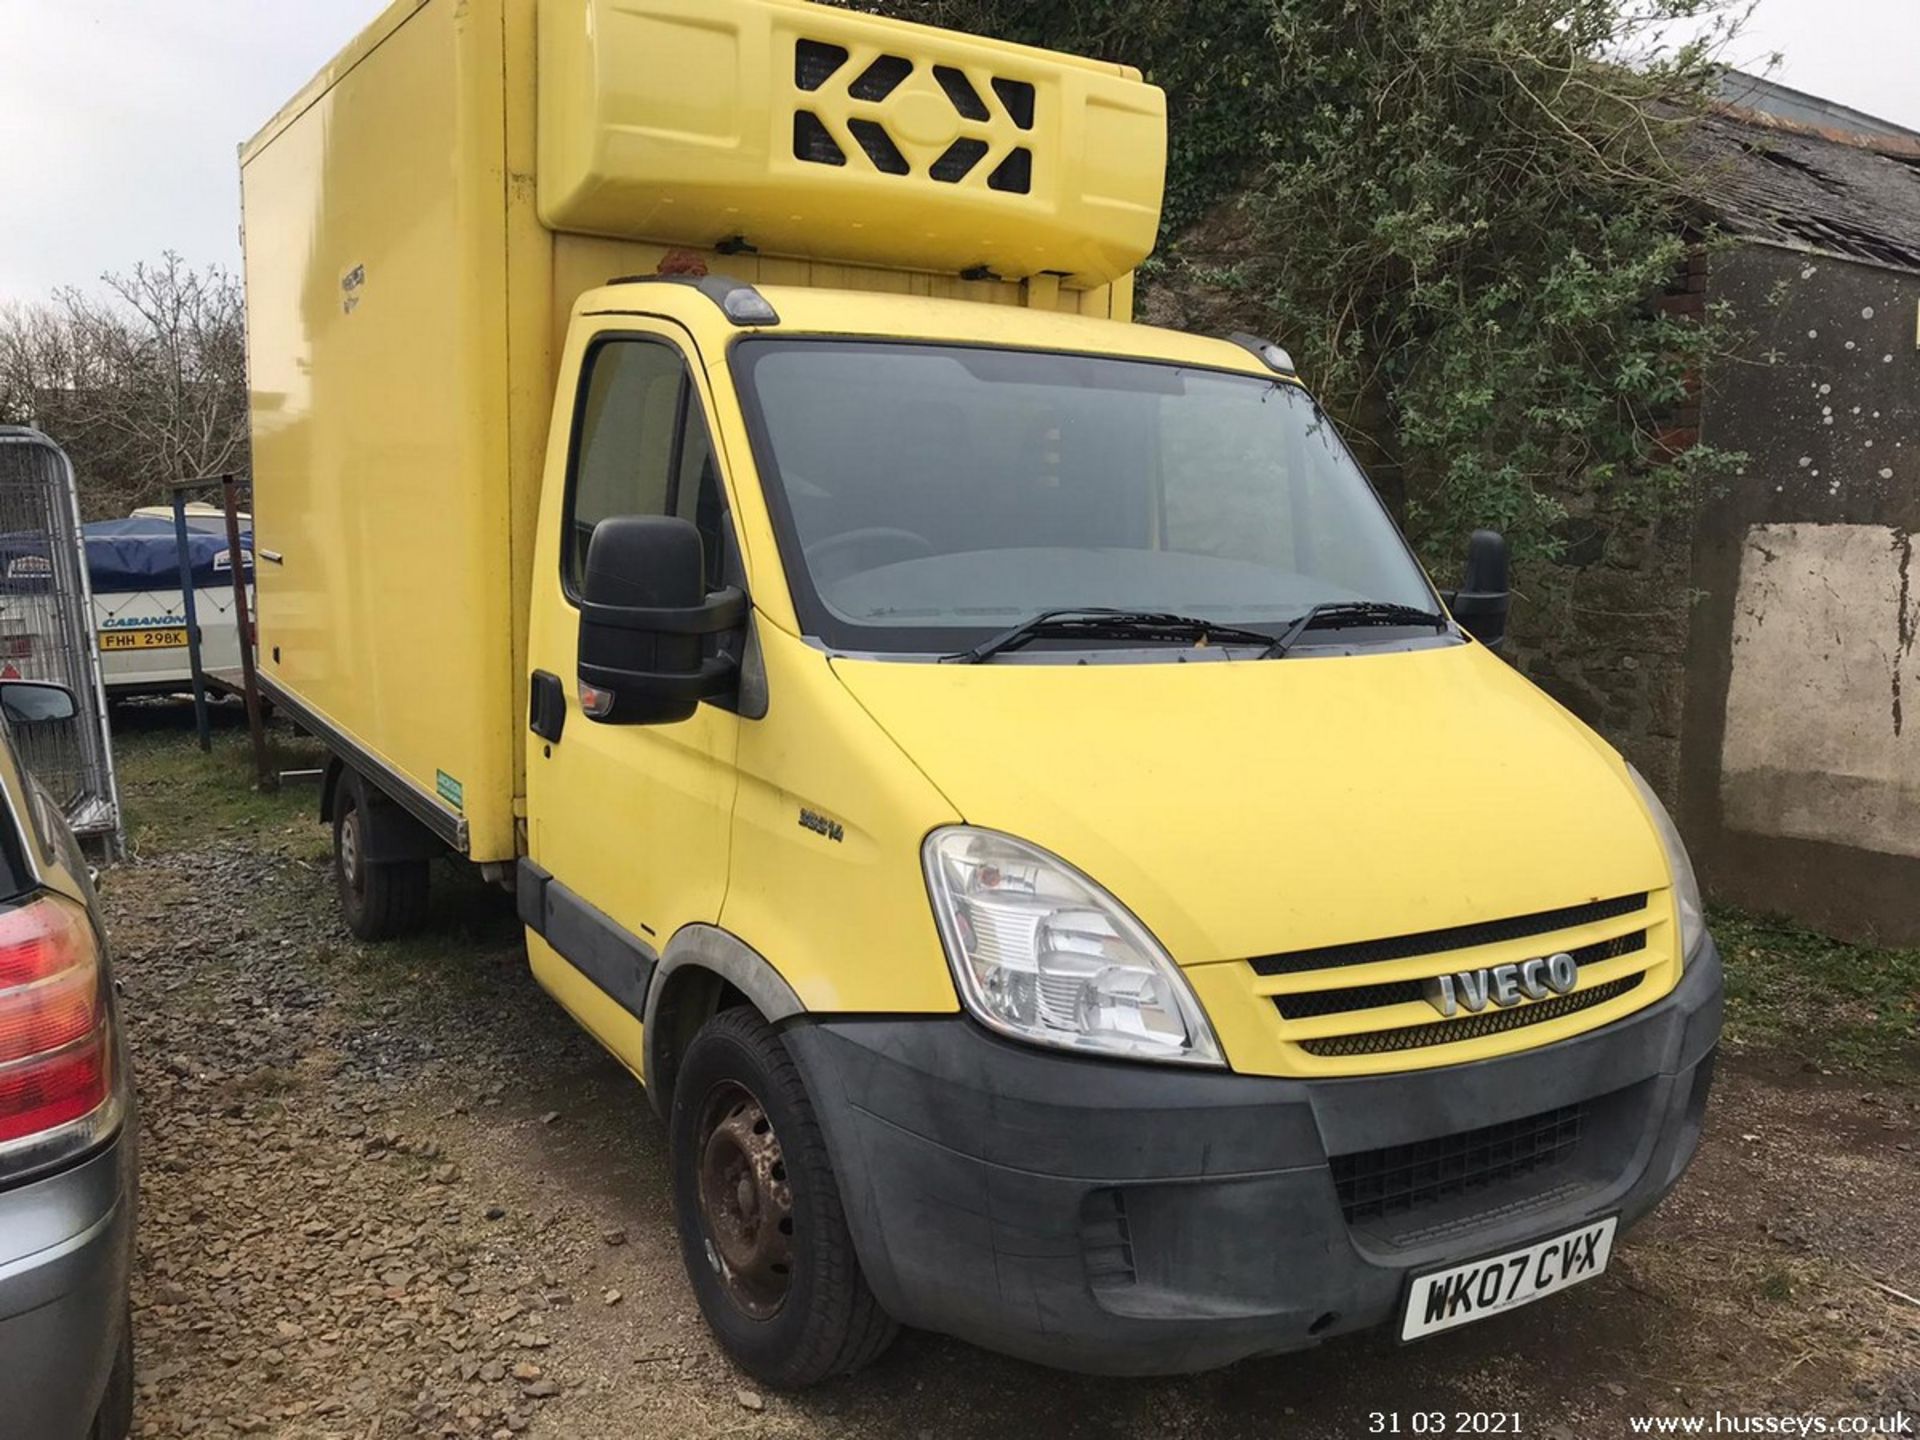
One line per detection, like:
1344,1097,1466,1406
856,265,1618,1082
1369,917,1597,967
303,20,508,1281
695,1080,794,1319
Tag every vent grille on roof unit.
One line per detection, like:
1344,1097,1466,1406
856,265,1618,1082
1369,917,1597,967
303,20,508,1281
791,37,1035,196
992,76,1036,129
935,65,990,121
931,137,990,184
848,118,910,176
988,149,1033,193
792,111,846,167
849,53,914,102
795,39,848,93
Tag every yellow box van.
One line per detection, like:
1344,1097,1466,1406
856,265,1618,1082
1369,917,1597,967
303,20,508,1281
241,0,1722,1386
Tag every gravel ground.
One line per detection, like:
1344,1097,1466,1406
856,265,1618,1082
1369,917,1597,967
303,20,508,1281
105,722,1920,1439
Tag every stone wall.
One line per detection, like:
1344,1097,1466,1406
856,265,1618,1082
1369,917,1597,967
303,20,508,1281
1508,241,1920,944
1677,243,1920,944
1506,515,1696,806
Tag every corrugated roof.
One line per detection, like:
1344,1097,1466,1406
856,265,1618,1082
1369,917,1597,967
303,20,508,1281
1690,105,1920,273
1714,69,1920,144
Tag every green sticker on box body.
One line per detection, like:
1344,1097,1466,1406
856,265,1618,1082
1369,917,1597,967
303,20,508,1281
436,770,464,812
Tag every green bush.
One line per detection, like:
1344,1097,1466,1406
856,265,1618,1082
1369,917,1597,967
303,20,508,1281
845,0,1748,568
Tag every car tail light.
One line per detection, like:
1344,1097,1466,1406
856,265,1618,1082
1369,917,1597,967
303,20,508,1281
0,893,116,1169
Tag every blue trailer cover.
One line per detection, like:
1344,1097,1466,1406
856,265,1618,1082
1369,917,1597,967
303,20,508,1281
82,517,253,594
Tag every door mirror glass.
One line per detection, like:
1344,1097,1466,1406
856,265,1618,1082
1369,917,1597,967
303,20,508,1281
0,680,78,725
1448,529,1511,649
577,516,745,726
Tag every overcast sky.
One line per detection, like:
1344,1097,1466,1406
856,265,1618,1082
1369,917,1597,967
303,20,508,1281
1,0,1916,305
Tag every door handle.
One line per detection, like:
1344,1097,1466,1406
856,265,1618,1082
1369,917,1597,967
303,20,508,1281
530,670,566,743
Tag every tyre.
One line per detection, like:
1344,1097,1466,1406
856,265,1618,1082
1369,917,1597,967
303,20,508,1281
669,1007,897,1388
90,1305,133,1440
333,776,430,940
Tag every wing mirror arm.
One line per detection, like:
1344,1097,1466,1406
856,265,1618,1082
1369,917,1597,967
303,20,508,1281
1444,529,1511,650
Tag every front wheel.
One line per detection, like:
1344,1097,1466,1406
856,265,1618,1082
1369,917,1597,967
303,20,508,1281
669,1007,897,1387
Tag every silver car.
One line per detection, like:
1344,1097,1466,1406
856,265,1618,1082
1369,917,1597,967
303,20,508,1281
0,679,135,1440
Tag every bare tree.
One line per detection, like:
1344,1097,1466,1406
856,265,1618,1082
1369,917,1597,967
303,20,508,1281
0,253,248,518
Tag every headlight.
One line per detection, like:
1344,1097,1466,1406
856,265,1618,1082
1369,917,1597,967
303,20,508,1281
1627,766,1706,962
923,827,1224,1067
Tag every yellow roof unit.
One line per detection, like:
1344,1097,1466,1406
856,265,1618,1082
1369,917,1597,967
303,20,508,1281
537,0,1167,289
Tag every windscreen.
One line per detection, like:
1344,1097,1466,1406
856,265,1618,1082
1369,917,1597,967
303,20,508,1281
733,340,1436,654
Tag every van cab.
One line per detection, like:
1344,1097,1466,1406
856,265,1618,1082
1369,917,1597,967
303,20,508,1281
242,0,1721,1387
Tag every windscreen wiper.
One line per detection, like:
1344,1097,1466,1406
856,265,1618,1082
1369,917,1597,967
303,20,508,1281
944,608,1276,665
1261,601,1450,659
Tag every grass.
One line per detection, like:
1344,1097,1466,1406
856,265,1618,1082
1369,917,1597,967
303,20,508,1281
1713,904,1920,1079
112,707,327,857
112,706,528,1023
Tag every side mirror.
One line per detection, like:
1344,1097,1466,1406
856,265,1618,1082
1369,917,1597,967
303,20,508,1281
0,680,78,726
577,516,745,725
1449,529,1511,649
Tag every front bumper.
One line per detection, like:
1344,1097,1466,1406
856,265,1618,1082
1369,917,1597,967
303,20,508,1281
785,938,1722,1375
0,1131,137,1439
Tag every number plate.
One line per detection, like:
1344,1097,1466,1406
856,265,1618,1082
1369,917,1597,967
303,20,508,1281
99,627,189,651
1401,1216,1616,1341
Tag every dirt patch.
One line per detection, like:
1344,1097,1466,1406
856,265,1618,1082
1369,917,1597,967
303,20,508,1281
106,732,1920,1439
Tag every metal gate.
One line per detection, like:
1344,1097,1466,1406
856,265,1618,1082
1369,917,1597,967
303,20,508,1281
0,427,123,853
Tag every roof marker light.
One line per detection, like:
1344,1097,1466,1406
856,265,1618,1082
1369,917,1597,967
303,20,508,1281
720,286,781,327
1227,330,1298,376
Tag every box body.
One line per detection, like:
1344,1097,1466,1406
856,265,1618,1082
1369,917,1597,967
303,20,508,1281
241,0,1164,860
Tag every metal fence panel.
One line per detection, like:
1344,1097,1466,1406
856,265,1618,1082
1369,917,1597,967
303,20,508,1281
0,427,124,852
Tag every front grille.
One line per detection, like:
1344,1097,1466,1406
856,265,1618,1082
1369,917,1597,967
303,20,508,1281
1299,975,1643,1057
1332,1103,1586,1225
1274,930,1648,1020
1251,893,1648,977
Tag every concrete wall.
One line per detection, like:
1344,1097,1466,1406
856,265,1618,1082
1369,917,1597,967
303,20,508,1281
1679,244,1920,944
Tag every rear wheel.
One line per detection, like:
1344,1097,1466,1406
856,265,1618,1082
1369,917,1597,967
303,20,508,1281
670,1007,897,1387
333,777,429,940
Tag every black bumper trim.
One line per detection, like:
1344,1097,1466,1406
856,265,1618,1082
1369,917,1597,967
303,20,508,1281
520,861,657,1021
784,938,1723,1376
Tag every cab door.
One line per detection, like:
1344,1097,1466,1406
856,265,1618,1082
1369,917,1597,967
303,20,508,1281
523,316,739,1065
